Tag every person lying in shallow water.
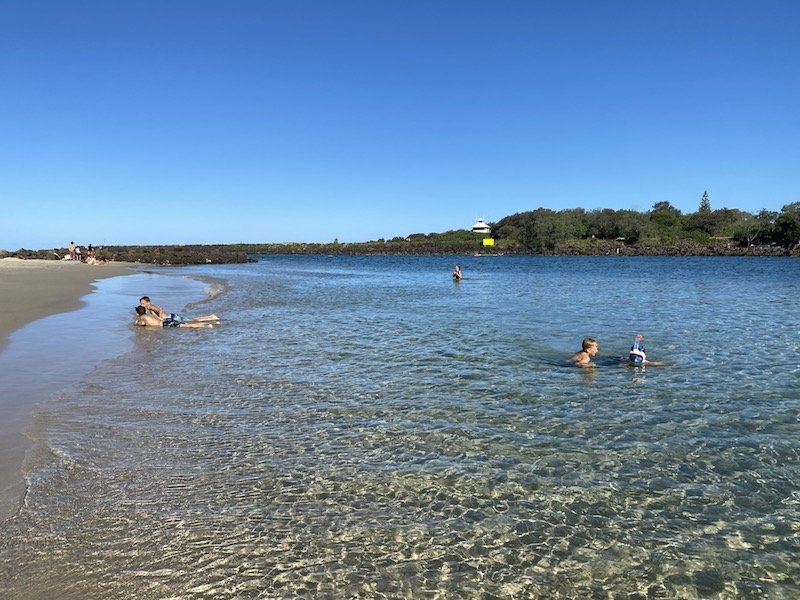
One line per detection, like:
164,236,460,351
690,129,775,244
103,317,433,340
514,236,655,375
138,295,219,323
134,306,219,328
138,295,219,322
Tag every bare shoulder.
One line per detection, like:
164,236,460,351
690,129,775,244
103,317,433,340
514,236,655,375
569,350,587,363
137,314,163,327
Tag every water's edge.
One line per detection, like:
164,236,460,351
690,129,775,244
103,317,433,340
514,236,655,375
0,271,222,523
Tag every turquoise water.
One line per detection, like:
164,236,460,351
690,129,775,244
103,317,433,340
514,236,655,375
1,256,798,598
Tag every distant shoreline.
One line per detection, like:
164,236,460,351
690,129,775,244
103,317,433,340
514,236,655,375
2,239,796,265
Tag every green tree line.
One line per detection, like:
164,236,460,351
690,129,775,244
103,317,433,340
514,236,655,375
229,197,799,256
8,196,797,261
491,197,800,252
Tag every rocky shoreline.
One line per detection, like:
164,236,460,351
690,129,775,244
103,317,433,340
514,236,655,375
557,239,796,257
2,245,254,265
1,240,795,265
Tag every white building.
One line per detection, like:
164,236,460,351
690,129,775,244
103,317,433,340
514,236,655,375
471,218,491,234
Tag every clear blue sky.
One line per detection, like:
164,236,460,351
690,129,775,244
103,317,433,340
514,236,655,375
1,1,797,249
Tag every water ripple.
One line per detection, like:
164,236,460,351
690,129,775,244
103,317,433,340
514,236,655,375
1,256,798,599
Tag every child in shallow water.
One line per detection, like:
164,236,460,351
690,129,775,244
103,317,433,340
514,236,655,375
626,334,664,366
570,337,599,367
629,334,646,364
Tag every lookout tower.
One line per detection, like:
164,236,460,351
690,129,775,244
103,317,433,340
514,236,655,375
471,218,491,234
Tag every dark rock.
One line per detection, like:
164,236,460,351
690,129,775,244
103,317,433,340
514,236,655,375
95,245,254,265
4,239,797,263
4,245,253,265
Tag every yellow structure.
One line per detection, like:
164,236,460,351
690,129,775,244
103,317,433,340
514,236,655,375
483,238,495,246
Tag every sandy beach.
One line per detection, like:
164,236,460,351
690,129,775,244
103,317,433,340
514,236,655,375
0,258,137,520
0,258,136,353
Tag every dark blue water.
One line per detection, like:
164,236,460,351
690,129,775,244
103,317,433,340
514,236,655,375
1,256,798,599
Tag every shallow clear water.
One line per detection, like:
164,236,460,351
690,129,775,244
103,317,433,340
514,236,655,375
1,256,798,599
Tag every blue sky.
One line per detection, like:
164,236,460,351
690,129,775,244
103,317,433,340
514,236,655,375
1,1,797,249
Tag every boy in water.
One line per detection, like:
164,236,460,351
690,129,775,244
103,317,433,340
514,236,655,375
570,337,599,367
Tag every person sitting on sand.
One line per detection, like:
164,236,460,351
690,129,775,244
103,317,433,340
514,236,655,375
134,306,218,328
139,296,219,324
570,337,599,367
453,265,462,281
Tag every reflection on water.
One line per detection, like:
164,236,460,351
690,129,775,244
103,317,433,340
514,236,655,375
1,256,798,599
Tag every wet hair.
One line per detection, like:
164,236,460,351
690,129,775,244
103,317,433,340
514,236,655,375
582,337,598,351
135,305,147,316
139,296,151,303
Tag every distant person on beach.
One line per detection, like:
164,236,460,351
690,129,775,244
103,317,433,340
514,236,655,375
75,246,82,262
453,265,462,281
84,245,104,265
139,296,219,324
68,241,76,261
134,306,218,328
570,337,599,367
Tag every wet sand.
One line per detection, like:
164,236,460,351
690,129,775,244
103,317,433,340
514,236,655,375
0,258,136,353
0,258,137,520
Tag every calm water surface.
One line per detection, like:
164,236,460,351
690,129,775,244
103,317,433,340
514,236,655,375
1,256,798,599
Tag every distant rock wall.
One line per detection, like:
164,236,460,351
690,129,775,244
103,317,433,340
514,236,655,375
3,240,796,263
555,240,796,257
5,245,252,264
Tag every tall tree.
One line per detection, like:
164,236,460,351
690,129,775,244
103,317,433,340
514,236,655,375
699,191,711,213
